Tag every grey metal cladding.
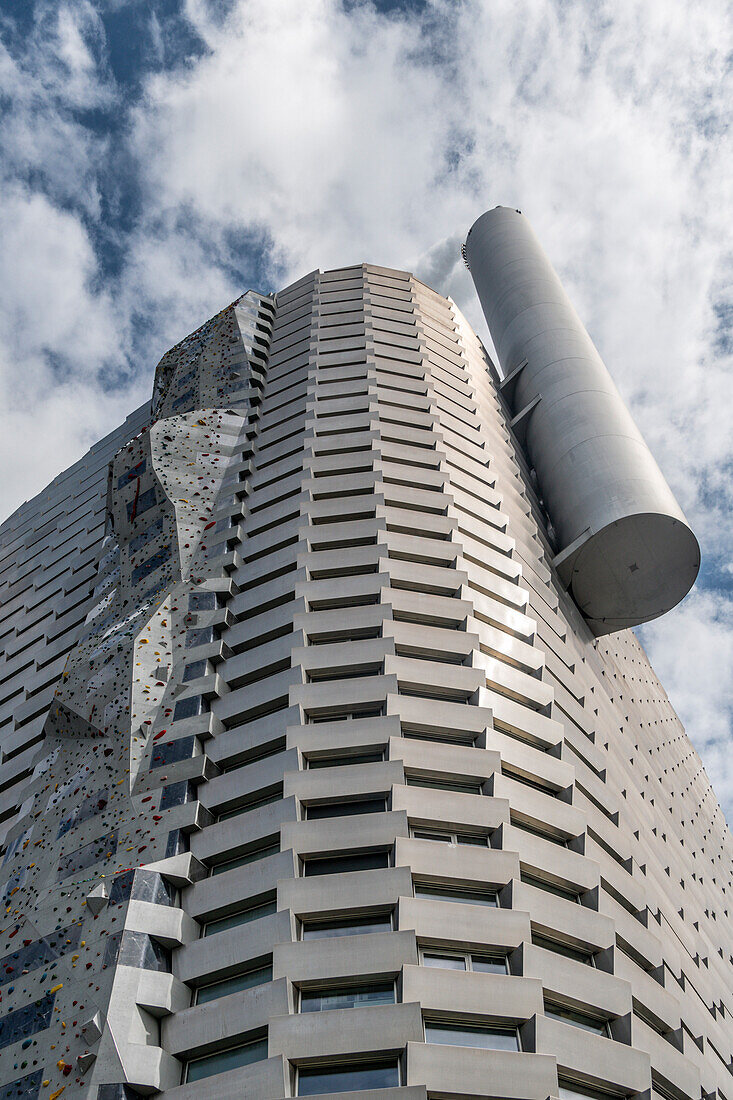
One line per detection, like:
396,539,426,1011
464,206,699,635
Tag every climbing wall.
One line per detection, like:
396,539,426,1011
0,291,274,1099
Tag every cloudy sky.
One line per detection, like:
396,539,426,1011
1,0,731,814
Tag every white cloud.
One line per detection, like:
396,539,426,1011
0,186,146,517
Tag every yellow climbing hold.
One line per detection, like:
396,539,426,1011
49,983,63,993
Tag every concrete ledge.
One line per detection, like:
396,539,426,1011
160,1054,288,1099
405,1041,557,1098
269,1001,423,1062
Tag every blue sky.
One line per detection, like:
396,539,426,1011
1,0,731,815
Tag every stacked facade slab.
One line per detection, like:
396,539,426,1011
0,223,729,1100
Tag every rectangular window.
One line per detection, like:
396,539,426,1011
412,827,487,846
172,695,208,722
406,776,482,794
0,1070,42,1100
521,873,580,902
159,780,194,810
130,515,164,554
421,950,507,974
302,912,392,940
185,1035,267,1083
305,797,386,820
204,897,277,937
126,486,157,521
177,367,197,387
149,736,195,770
108,868,175,907
303,851,389,877
131,545,171,585
171,388,195,410
0,994,55,1050
306,751,384,769
211,842,279,876
297,1060,400,1095
117,459,146,488
189,591,217,612
414,884,498,907
544,1004,609,1036
217,790,282,821
103,929,171,973
183,660,208,682
195,964,272,1004
186,626,216,649
300,982,395,1013
425,1021,519,1051
0,923,82,987
513,819,568,846
57,788,108,838
57,830,118,880
532,934,594,965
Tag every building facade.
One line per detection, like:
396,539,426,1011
0,210,730,1100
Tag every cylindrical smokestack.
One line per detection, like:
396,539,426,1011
464,206,699,635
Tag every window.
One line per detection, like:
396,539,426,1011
150,736,196,770
513,819,568,847
57,788,108,838
183,660,208,683
521,873,580,902
0,1070,43,1100
501,765,556,796
126,486,157,521
189,591,217,612
305,797,386,820
108,869,175,907
102,930,171,973
302,912,393,940
532,934,594,965
558,1084,616,1100
130,515,164,553
307,707,383,724
421,950,507,974
172,388,195,410
403,728,476,747
425,1021,519,1051
217,789,282,821
173,695,207,721
57,830,118,880
412,827,488,846
0,923,81,987
307,751,384,769
117,459,146,488
131,545,171,585
160,780,194,810
185,1035,267,1083
406,776,482,794
195,964,272,1004
300,982,395,1013
204,897,276,936
544,1003,609,1036
414,883,498,907
211,841,279,876
186,626,216,649
297,1059,400,1095
0,994,55,1050
303,851,389,876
